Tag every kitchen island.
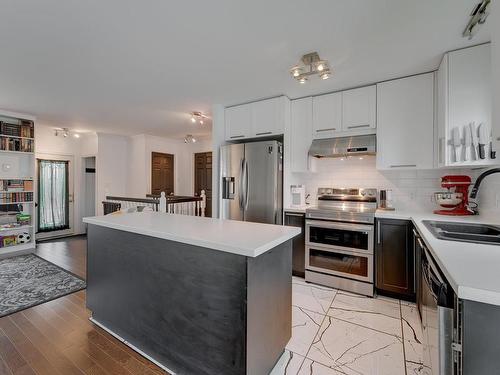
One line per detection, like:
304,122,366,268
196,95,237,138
83,212,300,375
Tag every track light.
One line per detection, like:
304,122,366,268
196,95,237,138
290,52,332,84
190,111,208,125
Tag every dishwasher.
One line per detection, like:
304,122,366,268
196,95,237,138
421,245,460,375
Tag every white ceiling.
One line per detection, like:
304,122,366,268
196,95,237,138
0,0,491,139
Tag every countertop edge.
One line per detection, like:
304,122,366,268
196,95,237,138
83,216,300,258
388,214,500,307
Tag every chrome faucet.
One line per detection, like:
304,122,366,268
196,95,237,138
470,168,500,199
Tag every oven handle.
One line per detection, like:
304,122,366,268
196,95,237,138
306,219,374,233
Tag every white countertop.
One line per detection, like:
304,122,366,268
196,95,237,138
83,212,301,258
376,208,500,306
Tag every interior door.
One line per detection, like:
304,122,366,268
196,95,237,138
151,152,174,195
194,152,212,217
243,141,281,224
36,154,74,239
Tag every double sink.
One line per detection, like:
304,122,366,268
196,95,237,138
423,220,500,246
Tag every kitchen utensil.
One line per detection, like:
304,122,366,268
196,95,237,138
464,124,472,161
433,191,463,207
452,127,461,162
478,123,488,159
490,129,497,159
290,185,306,207
470,122,479,160
433,175,473,216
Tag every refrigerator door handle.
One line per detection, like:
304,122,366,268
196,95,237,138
238,158,245,211
244,159,249,210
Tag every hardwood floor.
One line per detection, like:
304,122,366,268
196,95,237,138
0,236,168,375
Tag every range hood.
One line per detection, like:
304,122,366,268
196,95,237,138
308,134,376,158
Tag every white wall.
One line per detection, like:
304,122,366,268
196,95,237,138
211,105,226,218
96,133,129,215
133,134,212,197
35,125,98,234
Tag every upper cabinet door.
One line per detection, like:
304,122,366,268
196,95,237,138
312,92,342,139
342,85,376,131
376,73,434,170
225,104,252,140
290,97,313,173
446,44,493,166
252,96,285,137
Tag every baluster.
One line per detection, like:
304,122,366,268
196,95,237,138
200,190,206,217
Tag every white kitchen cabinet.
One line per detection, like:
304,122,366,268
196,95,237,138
225,104,252,140
436,43,495,167
342,85,376,131
376,73,435,170
312,92,342,139
290,97,313,172
252,96,285,137
224,96,286,141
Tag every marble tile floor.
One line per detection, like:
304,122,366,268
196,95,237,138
271,277,428,375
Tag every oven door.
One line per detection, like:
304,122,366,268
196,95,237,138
306,220,374,254
305,245,373,283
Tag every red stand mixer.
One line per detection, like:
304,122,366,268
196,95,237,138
433,175,474,216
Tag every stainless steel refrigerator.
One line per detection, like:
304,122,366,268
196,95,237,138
220,140,283,224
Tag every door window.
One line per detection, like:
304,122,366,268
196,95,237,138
309,226,369,250
37,160,69,232
309,248,368,277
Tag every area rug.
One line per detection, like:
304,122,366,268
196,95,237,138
0,254,86,318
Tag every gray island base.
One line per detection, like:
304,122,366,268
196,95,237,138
86,223,294,375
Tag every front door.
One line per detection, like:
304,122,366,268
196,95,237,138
36,156,74,239
194,152,212,217
151,152,174,195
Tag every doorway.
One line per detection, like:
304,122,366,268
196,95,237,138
151,152,174,195
82,156,96,227
36,155,74,239
194,152,212,217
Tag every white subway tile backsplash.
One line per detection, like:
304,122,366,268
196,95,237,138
289,157,496,212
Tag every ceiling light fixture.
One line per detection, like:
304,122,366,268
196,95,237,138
54,127,70,137
191,111,209,125
184,134,197,144
290,52,332,84
463,0,490,39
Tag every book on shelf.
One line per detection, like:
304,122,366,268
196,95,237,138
0,120,34,138
1,179,32,192
0,137,34,152
0,192,33,203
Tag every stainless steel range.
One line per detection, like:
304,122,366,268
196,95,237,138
305,188,377,297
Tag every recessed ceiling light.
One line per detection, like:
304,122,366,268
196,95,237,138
73,133,80,138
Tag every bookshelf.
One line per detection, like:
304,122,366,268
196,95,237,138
0,109,36,259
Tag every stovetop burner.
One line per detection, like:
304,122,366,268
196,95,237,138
306,187,378,223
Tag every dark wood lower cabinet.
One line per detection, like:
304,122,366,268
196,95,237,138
284,211,305,277
375,218,415,301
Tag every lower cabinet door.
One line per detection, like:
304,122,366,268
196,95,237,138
375,218,415,300
285,212,305,277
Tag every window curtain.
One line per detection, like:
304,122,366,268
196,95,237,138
38,160,69,232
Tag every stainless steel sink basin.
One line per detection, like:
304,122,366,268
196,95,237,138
422,220,500,246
